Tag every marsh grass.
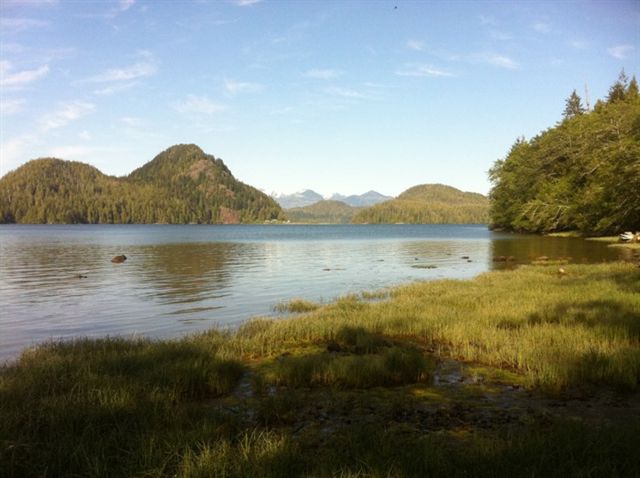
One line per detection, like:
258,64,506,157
172,419,640,478
269,346,433,389
227,262,640,392
2,263,639,477
0,337,245,477
273,298,320,314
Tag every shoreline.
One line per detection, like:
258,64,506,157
2,262,639,476
547,232,640,249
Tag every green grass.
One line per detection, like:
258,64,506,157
229,262,640,392
1,263,639,477
268,345,433,389
273,298,320,313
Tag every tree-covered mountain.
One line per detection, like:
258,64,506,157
285,200,359,224
489,72,640,234
328,190,392,207
0,144,284,224
352,184,489,224
272,190,324,209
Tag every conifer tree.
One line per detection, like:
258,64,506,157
563,90,585,119
627,75,639,100
607,69,628,103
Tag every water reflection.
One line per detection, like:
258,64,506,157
135,242,238,304
489,235,622,269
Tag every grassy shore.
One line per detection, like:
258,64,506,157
1,263,639,477
585,236,640,250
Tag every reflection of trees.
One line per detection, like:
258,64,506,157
136,243,241,304
490,236,623,269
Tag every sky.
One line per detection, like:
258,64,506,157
1,0,638,197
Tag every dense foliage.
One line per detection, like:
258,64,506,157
489,73,640,234
352,184,489,224
0,144,284,224
285,200,359,223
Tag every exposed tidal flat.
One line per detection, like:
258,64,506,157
1,261,639,477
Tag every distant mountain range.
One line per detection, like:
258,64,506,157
0,146,488,225
282,185,489,225
327,190,392,207
0,144,284,224
273,189,391,209
272,190,324,209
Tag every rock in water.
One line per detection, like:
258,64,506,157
111,255,127,263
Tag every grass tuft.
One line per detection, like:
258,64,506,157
274,298,320,314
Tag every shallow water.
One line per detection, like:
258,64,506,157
0,224,626,362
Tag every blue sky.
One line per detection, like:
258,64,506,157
1,0,638,197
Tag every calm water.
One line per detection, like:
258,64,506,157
0,224,628,362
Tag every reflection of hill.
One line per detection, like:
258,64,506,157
136,243,239,304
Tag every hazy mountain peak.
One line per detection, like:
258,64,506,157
328,190,392,207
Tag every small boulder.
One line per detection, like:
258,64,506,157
111,255,127,263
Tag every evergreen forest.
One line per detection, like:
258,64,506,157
489,72,640,234
352,184,490,224
0,144,284,224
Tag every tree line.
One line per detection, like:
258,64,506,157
489,71,640,234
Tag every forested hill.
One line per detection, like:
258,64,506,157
489,72,640,235
352,184,489,224
0,144,284,224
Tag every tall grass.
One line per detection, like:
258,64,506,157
270,346,432,388
224,262,640,391
0,337,244,477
